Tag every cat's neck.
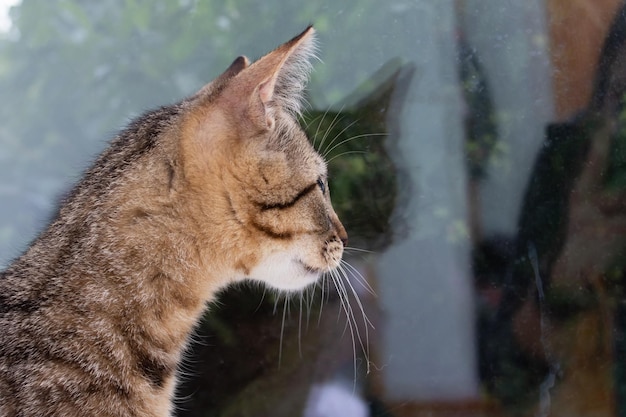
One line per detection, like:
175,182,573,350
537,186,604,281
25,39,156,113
7,191,228,400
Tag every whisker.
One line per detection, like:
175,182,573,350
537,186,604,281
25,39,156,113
337,266,373,375
335,282,345,324
342,247,375,266
338,265,375,329
323,132,389,159
332,270,350,327
326,151,367,164
319,119,360,157
298,294,304,358
344,246,375,254
254,286,268,313
273,293,281,315
336,268,369,346
312,106,333,150
340,259,377,297
318,274,326,326
305,284,315,331
302,113,323,132
317,105,345,153
279,296,289,367
329,270,358,383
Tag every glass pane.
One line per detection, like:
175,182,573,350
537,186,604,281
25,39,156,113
1,1,625,416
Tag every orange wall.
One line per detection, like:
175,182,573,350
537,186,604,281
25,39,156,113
547,0,622,120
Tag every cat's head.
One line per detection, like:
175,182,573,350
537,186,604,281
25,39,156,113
178,27,347,291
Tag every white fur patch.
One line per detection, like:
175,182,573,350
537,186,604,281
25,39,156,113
247,250,321,291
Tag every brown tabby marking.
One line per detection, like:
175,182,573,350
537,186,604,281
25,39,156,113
0,27,347,417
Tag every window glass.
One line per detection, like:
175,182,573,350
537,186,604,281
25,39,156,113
1,0,624,416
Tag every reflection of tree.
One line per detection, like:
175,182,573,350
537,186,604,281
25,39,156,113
457,32,501,245
482,5,626,415
458,34,499,181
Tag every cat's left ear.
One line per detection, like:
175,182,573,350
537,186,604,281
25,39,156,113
191,55,251,100
223,26,317,129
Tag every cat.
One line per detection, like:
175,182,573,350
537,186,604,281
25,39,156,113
0,26,348,417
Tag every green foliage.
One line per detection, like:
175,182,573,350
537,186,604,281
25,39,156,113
458,36,501,180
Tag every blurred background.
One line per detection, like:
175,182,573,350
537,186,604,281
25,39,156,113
1,0,626,416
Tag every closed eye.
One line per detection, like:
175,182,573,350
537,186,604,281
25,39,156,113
258,182,317,211
317,177,325,194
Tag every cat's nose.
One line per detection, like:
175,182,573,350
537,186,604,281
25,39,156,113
337,227,348,248
329,210,348,247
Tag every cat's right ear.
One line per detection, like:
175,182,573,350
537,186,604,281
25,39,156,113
218,27,317,131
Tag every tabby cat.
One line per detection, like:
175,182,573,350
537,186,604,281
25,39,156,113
0,27,347,417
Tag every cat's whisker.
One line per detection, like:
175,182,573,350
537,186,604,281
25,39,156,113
323,132,389,159
279,296,289,367
316,104,346,153
337,265,373,375
298,293,304,358
332,277,354,343
334,267,370,386
344,246,375,254
329,269,358,381
306,283,316,331
338,264,375,331
318,273,327,326
273,293,281,315
333,274,347,325
336,267,370,350
331,272,352,339
302,113,323,132
326,151,368,164
340,259,377,297
312,106,333,150
254,286,269,313
319,119,360,157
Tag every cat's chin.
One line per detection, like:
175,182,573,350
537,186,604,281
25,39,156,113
246,253,323,291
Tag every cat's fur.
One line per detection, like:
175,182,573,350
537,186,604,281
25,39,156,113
0,27,347,417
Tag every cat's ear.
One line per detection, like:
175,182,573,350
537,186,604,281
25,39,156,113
222,55,251,80
223,26,317,129
191,55,250,99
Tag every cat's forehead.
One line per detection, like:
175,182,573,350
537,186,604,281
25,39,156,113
295,134,327,177
313,151,327,175
269,119,326,173
283,141,327,180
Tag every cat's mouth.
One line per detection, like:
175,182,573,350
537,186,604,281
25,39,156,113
295,259,323,276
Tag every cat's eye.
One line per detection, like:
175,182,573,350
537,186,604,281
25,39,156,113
317,177,326,194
